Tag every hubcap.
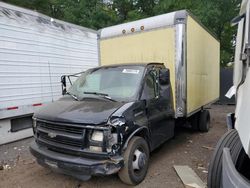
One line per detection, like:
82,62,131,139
132,149,147,170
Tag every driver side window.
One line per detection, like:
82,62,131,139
141,71,156,100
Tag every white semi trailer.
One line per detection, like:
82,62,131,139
0,2,99,145
208,0,250,187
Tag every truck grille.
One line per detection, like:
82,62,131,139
39,122,83,135
36,120,87,154
39,132,83,148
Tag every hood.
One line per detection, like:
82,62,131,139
34,96,124,125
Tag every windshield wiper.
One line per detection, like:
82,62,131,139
66,91,79,101
83,91,116,102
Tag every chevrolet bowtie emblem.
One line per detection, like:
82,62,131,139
48,132,57,138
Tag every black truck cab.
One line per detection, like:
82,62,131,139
30,63,175,185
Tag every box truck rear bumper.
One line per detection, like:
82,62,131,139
222,148,250,188
30,141,122,180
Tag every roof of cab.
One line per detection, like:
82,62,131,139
98,62,164,68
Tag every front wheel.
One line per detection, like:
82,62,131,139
118,136,149,185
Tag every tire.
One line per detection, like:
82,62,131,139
207,129,243,188
190,112,199,131
118,136,149,185
199,110,210,132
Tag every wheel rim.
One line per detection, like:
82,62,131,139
132,147,147,174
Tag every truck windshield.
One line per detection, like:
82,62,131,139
68,66,145,102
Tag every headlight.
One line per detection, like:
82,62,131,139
91,130,103,142
89,146,102,152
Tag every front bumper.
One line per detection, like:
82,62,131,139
30,141,123,180
222,148,250,188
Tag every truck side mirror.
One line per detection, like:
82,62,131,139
231,13,245,27
61,75,66,87
159,69,170,85
61,75,67,95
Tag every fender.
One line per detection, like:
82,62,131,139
122,126,150,150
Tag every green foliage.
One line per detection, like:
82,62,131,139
48,0,119,29
2,0,242,66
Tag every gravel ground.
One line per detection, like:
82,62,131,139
0,104,235,188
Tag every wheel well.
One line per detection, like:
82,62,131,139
134,128,151,151
123,127,151,151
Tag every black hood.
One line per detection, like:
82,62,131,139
34,96,125,125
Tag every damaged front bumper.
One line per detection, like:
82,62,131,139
30,141,123,180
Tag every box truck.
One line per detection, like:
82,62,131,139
0,2,99,145
208,0,250,187
30,10,220,185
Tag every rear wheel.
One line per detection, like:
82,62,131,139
199,110,210,132
118,136,149,185
208,129,243,188
190,112,199,131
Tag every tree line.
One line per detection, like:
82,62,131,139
2,0,241,66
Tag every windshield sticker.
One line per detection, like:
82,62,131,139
122,69,140,74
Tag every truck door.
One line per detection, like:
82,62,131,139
141,68,174,150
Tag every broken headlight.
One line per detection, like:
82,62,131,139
106,117,126,153
106,131,118,153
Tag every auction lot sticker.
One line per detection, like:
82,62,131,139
122,69,140,74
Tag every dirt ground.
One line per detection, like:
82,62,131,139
0,104,235,188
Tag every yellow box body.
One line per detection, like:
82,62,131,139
100,27,177,108
100,14,220,116
186,17,220,114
